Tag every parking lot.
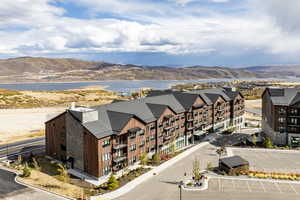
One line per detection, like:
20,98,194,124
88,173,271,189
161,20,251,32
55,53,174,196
231,148,300,173
208,178,300,195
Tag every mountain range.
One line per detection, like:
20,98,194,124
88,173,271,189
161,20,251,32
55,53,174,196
0,57,287,82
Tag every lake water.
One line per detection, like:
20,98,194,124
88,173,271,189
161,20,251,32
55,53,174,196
0,78,296,93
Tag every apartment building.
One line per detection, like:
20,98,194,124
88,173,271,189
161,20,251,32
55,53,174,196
262,88,300,146
45,88,245,180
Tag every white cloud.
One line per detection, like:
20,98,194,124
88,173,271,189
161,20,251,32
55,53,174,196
1,0,300,63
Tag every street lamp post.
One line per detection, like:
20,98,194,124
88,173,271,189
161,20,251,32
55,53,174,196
178,181,184,200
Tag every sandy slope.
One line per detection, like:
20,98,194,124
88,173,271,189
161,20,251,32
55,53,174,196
0,107,66,142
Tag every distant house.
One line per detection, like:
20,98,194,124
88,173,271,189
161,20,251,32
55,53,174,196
219,155,249,175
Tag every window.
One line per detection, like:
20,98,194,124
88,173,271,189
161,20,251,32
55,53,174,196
181,116,185,120
279,126,285,133
129,132,136,140
150,135,155,140
103,166,111,176
290,118,298,125
140,141,145,147
278,117,285,123
278,107,286,114
290,108,298,115
138,130,145,136
102,139,110,147
146,137,150,142
102,153,110,162
130,144,136,151
129,156,137,164
176,125,179,130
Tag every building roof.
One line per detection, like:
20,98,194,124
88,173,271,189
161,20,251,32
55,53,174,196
55,87,241,140
266,88,300,106
220,155,249,169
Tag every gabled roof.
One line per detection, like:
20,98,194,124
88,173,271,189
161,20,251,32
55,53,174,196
290,92,300,106
205,93,221,103
107,110,134,132
146,103,169,119
266,88,300,106
63,87,243,140
172,92,199,110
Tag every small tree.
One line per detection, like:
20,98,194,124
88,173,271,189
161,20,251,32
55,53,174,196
21,163,31,178
139,152,148,166
264,137,273,149
252,135,257,146
152,153,161,165
57,163,69,182
107,174,119,190
32,157,41,171
206,162,213,171
192,158,201,181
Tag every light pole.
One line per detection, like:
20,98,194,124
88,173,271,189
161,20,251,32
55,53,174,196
178,181,183,200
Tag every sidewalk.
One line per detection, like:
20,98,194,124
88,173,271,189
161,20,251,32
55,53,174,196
91,142,209,200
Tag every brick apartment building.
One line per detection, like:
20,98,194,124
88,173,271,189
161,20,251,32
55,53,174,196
262,88,300,146
46,88,245,180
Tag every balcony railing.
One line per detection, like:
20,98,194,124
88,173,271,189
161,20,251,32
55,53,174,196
113,143,128,150
113,154,127,163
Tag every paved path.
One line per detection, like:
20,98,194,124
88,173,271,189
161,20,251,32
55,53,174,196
0,168,63,200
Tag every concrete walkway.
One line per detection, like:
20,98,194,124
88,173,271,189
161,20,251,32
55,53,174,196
92,142,209,200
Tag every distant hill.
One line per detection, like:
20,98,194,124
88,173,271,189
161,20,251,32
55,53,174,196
239,65,300,77
0,57,282,82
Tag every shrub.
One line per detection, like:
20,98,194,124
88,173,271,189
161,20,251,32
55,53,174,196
264,137,273,148
107,174,119,190
206,162,213,171
21,163,31,178
152,153,161,165
31,157,41,171
192,158,201,181
139,152,148,166
56,163,69,182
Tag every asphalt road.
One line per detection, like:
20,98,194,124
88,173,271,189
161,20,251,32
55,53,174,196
0,137,45,159
0,169,27,198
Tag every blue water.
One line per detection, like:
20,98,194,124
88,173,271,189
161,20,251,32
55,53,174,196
0,78,295,93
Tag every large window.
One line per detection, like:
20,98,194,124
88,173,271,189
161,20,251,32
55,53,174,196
103,166,111,176
102,139,110,147
130,144,136,151
290,108,298,115
291,136,300,146
278,107,286,114
102,153,110,162
278,117,286,123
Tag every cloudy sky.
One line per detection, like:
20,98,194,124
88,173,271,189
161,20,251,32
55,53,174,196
1,0,300,66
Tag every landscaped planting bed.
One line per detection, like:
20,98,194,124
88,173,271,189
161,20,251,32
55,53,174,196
240,170,300,181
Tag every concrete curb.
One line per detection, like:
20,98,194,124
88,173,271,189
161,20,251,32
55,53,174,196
15,176,75,200
0,166,74,200
92,142,209,200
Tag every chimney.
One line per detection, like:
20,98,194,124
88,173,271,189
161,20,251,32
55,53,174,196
70,102,76,110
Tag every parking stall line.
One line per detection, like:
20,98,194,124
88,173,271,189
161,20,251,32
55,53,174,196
218,178,222,192
274,183,282,193
259,181,266,192
289,183,299,195
232,179,235,190
246,181,252,192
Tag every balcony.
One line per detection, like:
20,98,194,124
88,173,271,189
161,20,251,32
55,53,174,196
187,118,194,122
113,143,128,150
113,154,127,163
187,126,194,131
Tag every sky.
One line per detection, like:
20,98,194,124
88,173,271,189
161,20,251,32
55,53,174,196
1,0,300,67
